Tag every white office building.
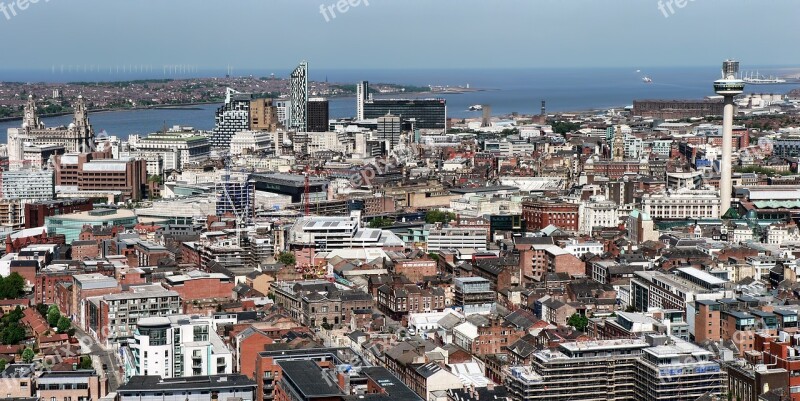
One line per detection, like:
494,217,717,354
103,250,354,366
579,195,618,235
641,188,721,220
129,315,233,379
288,211,405,250
563,240,604,259
426,225,488,252
128,128,211,172
229,130,274,155
292,131,352,155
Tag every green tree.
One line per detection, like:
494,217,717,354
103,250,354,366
567,313,589,332
0,359,6,371
21,348,34,363
0,273,25,299
551,121,582,134
57,316,71,333
368,217,394,228
1,324,25,345
79,356,93,370
47,305,61,327
425,210,456,224
36,303,49,318
1,306,23,325
277,252,296,266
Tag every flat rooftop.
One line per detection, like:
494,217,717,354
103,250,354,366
676,267,728,286
450,185,519,194
559,338,649,354
47,208,135,222
360,366,423,401
251,173,328,187
74,274,118,290
104,284,178,300
645,340,714,359
119,374,255,392
277,360,342,398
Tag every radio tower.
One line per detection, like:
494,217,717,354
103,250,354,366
713,60,745,218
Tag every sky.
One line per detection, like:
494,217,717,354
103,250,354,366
0,0,797,71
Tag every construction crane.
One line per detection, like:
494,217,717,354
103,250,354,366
219,157,253,246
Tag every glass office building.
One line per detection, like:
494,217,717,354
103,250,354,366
363,98,446,129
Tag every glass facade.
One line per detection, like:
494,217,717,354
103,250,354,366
364,99,446,129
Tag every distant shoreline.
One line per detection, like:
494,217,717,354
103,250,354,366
0,101,223,123
0,87,470,123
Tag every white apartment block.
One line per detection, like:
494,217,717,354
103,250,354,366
0,169,54,202
86,284,182,346
128,315,233,379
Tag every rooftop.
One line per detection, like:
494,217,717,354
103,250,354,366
277,360,342,397
119,374,255,392
46,208,135,222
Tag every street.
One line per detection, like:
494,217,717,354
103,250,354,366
72,324,122,391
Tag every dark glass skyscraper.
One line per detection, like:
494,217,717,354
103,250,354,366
363,98,446,130
307,97,329,132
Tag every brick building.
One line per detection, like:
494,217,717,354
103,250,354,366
53,151,147,201
269,280,374,328
376,284,446,320
133,240,172,267
24,198,93,229
392,258,437,284
522,200,580,232
37,370,107,401
163,270,235,302
72,240,100,260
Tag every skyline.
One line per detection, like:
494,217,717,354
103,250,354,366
0,0,797,70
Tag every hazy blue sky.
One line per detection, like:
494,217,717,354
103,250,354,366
0,0,797,70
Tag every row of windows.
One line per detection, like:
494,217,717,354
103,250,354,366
37,383,89,390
